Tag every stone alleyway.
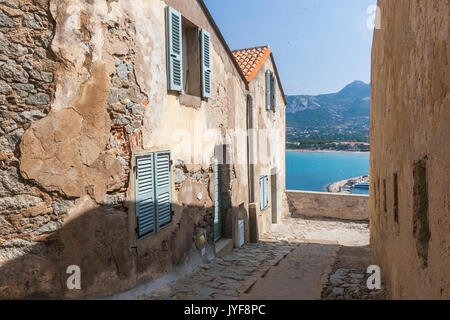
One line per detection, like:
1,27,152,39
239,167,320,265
110,215,386,300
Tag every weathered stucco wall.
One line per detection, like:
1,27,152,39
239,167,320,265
287,191,369,221
370,0,449,299
248,56,286,235
0,0,263,299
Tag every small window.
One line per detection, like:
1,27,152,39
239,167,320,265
166,6,212,98
182,18,202,97
135,151,172,240
266,70,271,110
266,70,277,112
260,175,269,210
271,73,277,112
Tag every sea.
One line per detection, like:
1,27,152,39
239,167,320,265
286,151,370,194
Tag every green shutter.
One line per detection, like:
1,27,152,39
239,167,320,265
260,176,268,210
265,176,269,208
201,29,212,98
260,177,264,210
266,70,271,110
166,6,183,92
271,74,277,112
155,151,172,230
135,154,156,238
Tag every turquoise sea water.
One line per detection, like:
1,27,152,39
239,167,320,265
286,151,370,194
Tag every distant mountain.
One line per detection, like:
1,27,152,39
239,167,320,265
286,81,371,141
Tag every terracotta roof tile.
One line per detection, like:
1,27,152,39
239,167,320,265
232,45,271,83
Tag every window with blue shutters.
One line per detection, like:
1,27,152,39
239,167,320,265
266,70,271,111
135,151,172,240
166,6,183,92
135,154,156,238
260,175,268,211
166,6,209,98
201,29,212,99
155,152,172,230
271,74,277,112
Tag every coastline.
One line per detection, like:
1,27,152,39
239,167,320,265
326,175,369,193
287,149,370,154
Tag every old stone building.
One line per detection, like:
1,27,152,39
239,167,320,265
370,0,449,299
0,0,286,298
232,46,287,239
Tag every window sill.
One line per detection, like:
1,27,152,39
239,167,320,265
260,206,269,213
179,93,202,109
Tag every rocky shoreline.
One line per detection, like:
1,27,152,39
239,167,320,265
327,176,369,194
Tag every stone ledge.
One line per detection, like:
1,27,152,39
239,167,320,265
287,190,369,198
286,190,369,221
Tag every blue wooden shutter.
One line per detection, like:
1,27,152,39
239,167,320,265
266,70,271,110
135,154,156,238
166,6,183,92
201,29,212,98
260,176,268,210
265,176,269,208
155,151,172,230
260,177,264,210
271,74,277,112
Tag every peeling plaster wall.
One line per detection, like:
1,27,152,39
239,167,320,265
370,0,449,299
248,57,287,234
0,0,264,298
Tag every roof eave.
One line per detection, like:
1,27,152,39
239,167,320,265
197,0,248,86
269,52,288,106
245,48,272,83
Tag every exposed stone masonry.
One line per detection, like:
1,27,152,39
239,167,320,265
105,38,148,208
0,0,59,258
173,161,215,243
0,0,153,276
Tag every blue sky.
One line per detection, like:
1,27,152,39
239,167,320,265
204,0,376,95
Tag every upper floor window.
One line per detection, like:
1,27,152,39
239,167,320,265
166,6,212,99
265,70,277,112
182,18,201,96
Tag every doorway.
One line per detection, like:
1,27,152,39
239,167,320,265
214,157,222,242
271,169,278,224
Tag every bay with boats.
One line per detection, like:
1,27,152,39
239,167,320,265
286,151,370,194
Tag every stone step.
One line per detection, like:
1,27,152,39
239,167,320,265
215,238,233,257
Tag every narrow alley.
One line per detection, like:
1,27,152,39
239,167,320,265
110,214,386,300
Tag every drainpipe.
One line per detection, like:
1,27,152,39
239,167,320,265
247,94,255,203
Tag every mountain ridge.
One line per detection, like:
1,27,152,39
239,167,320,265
286,81,371,150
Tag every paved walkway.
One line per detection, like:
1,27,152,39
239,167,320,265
240,242,338,300
114,215,386,300
139,241,296,300
321,246,388,300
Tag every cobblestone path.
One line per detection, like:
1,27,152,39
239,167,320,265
139,241,297,300
321,246,388,300
114,215,385,300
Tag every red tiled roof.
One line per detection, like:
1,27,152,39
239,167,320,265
232,46,271,83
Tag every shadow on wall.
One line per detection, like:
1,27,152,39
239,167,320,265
0,200,249,300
